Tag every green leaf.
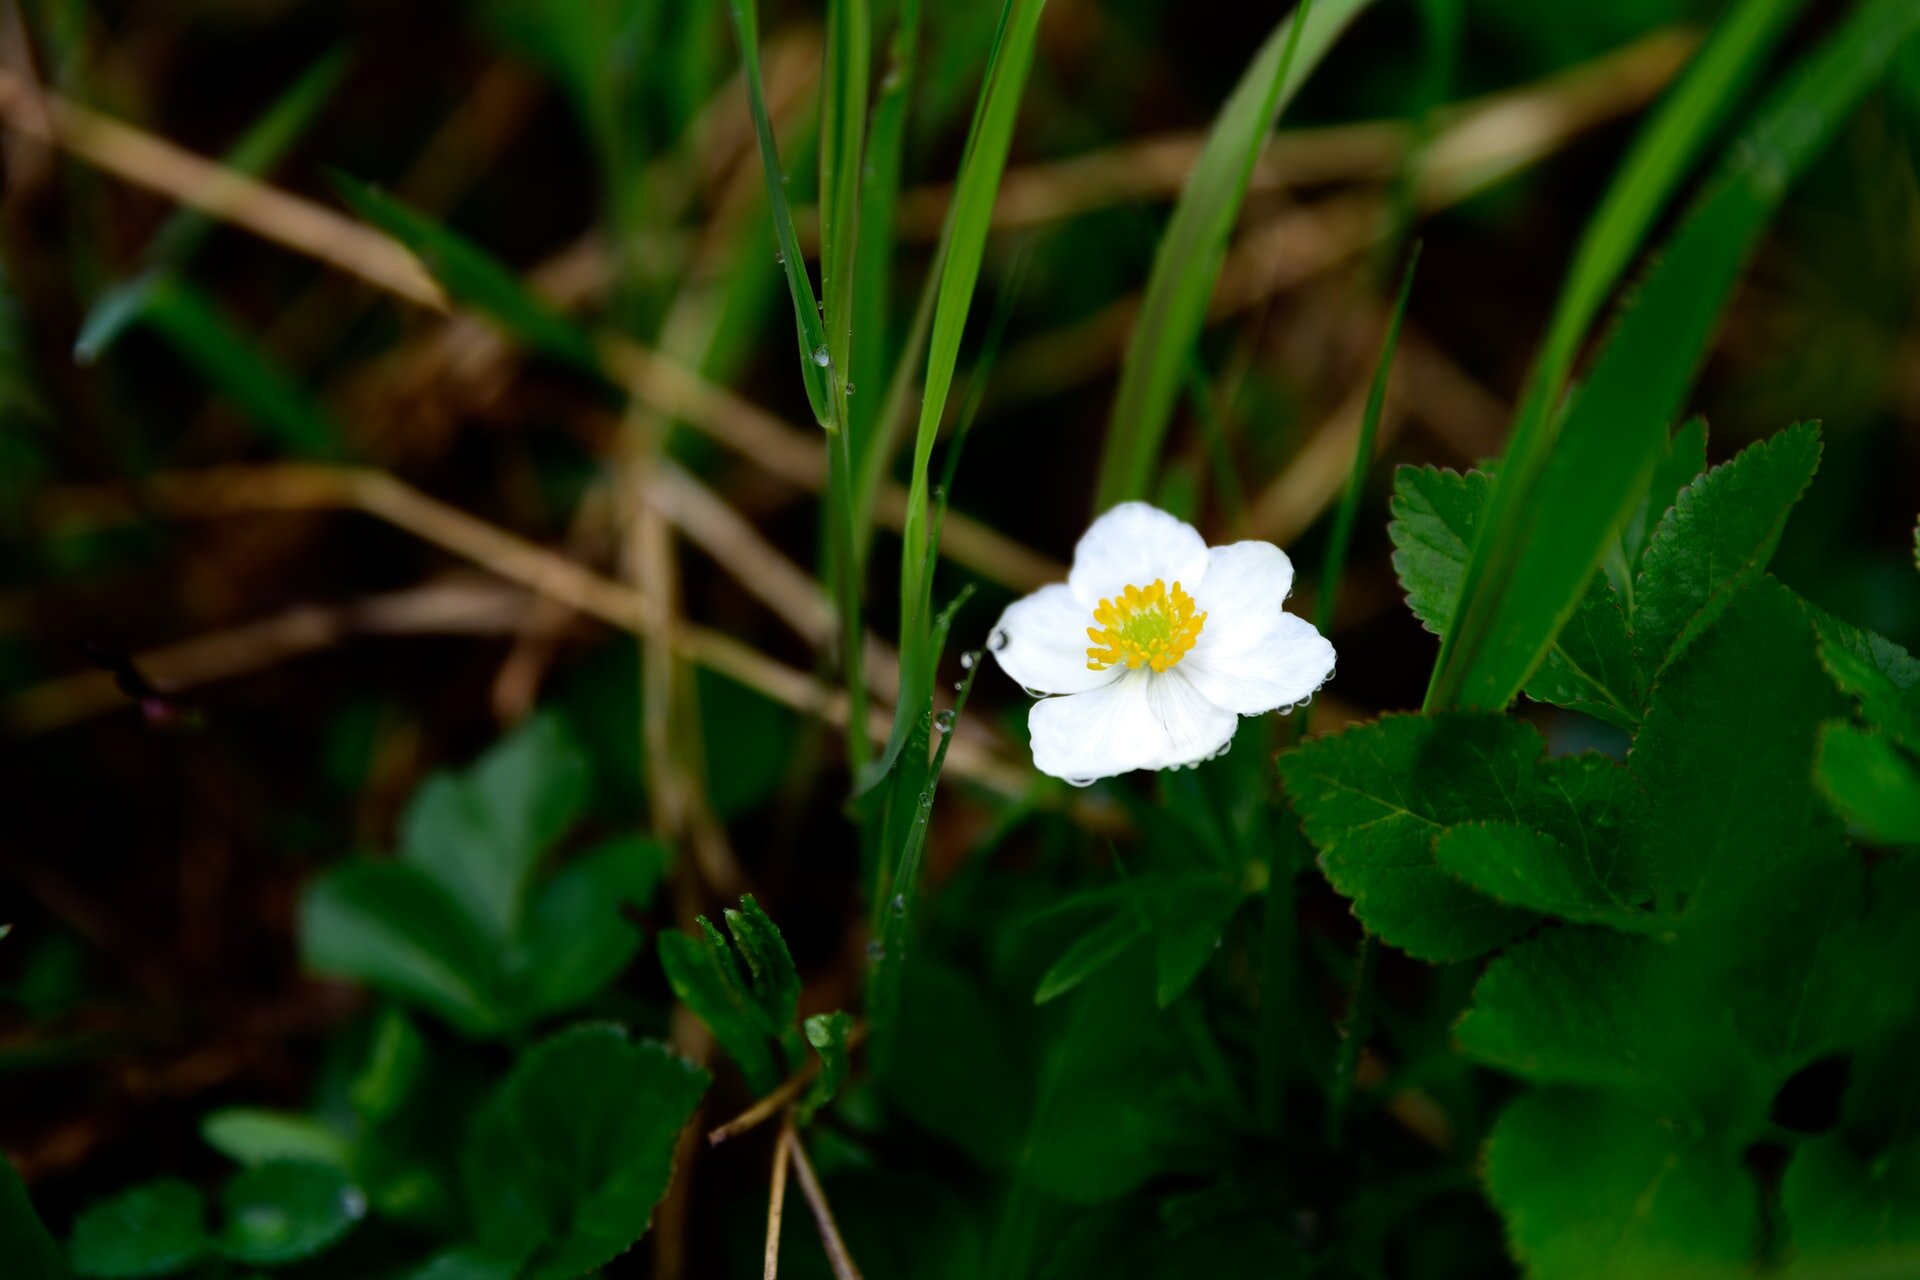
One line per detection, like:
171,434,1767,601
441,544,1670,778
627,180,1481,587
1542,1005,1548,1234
0,1157,66,1280
800,1011,856,1122
349,1006,426,1122
200,1111,352,1170
1818,616,1920,749
1429,0,1920,712
1140,875,1247,1009
1817,724,1920,845
658,920,781,1095
1281,712,1640,961
1034,910,1145,1006
722,894,801,1030
505,835,666,1020
1486,1090,1758,1280
401,1249,521,1280
1093,0,1374,508
1632,578,1845,914
1523,580,1640,731
300,861,501,1036
463,1025,707,1280
1434,812,1654,931
1634,422,1823,677
334,177,600,374
398,714,589,946
214,1162,365,1267
1617,417,1710,586
881,956,1029,1170
1784,1137,1920,1272
68,1182,204,1279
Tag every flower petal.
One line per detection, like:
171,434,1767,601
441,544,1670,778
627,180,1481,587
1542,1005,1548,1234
988,583,1119,696
1142,669,1239,770
1068,502,1210,610
1027,671,1168,782
1184,541,1335,714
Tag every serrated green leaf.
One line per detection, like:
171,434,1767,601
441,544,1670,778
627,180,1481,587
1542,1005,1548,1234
1282,712,1642,961
1817,724,1920,845
215,1162,364,1267
658,924,780,1095
1486,1091,1758,1280
1523,580,1640,731
399,714,589,946
505,835,665,1021
1818,616,1920,749
200,1111,351,1171
1632,577,1845,914
1633,422,1822,677
1434,812,1654,930
799,1011,856,1122
462,1025,706,1280
1094,0,1374,508
300,861,501,1036
1616,417,1709,585
68,1182,204,1279
721,894,801,1030
334,176,600,374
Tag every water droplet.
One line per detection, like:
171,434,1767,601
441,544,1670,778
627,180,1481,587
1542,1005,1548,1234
339,1187,368,1220
845,381,856,396
867,941,886,962
989,629,1009,652
934,709,956,734
1065,776,1098,789
959,651,976,670
775,250,785,265
811,345,830,368
889,893,907,916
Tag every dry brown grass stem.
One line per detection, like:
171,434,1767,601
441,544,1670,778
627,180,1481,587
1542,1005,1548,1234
763,1120,794,1280
786,1120,864,1280
707,1022,871,1149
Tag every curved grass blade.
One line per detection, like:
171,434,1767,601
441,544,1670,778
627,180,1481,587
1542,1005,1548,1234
1091,0,1373,512
1316,240,1420,637
1427,0,1920,712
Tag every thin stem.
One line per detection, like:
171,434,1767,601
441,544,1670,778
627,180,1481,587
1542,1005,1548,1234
1256,820,1299,1132
826,418,871,771
764,1121,794,1280
787,1121,864,1280
709,1022,870,1147
1327,933,1379,1146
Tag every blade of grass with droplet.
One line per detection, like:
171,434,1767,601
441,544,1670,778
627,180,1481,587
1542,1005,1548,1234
724,0,836,429
141,276,343,459
1317,241,1420,638
1090,0,1373,513
76,48,348,363
1427,0,1920,712
820,0,870,394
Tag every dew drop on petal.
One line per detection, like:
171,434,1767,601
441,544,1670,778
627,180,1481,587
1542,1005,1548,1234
1065,776,1097,789
988,629,1009,652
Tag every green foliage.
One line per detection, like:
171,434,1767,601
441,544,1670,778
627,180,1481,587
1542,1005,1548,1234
67,1181,204,1278
800,1011,857,1121
200,1110,352,1170
462,1025,707,1278
214,1161,365,1266
659,896,798,1095
1,1157,67,1280
302,716,662,1038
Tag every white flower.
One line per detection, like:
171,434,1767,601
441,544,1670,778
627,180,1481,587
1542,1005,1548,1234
988,502,1336,783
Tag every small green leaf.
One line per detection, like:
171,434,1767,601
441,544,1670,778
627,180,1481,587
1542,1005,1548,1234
658,923,781,1095
1522,580,1640,731
1140,875,1246,1009
215,1162,365,1267
348,1006,426,1122
1035,910,1145,1005
800,1011,856,1121
399,714,590,946
1486,1091,1757,1280
463,1025,707,1280
200,1111,351,1171
721,895,801,1030
300,861,500,1036
68,1182,205,1279
1817,724,1920,845
1434,814,1655,930
1617,417,1709,583
505,836,666,1021
333,176,600,374
1633,422,1822,677
1818,615,1920,749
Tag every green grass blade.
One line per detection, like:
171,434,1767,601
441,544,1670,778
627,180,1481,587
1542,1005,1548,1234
75,48,348,363
725,0,836,428
820,0,871,390
332,176,600,373
1317,241,1420,637
1426,0,1920,712
1090,0,1373,512
141,277,343,459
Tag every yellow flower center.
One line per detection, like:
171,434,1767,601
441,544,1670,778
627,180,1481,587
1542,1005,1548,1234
1085,578,1206,673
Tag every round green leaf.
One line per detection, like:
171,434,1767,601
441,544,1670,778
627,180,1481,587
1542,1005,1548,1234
216,1161,365,1266
68,1180,207,1278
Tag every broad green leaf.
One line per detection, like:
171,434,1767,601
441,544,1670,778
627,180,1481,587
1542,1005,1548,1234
1093,0,1373,508
1633,422,1822,676
334,177,599,373
1616,417,1709,587
1282,712,1640,961
505,835,666,1020
1486,1090,1758,1280
1817,725,1920,845
399,714,589,946
1434,813,1655,931
463,1025,707,1279
200,1110,352,1170
300,861,501,1036
1140,875,1247,1009
1430,0,1920,712
1632,578,1845,913
1388,466,1639,728
1034,910,1144,1006
658,919,781,1094
140,277,343,459
799,1011,856,1121
68,1182,204,1279
722,894,801,1030
1784,1137,1920,1272
214,1162,365,1267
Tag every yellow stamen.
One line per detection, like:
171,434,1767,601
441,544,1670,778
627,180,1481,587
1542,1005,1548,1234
1085,578,1206,674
